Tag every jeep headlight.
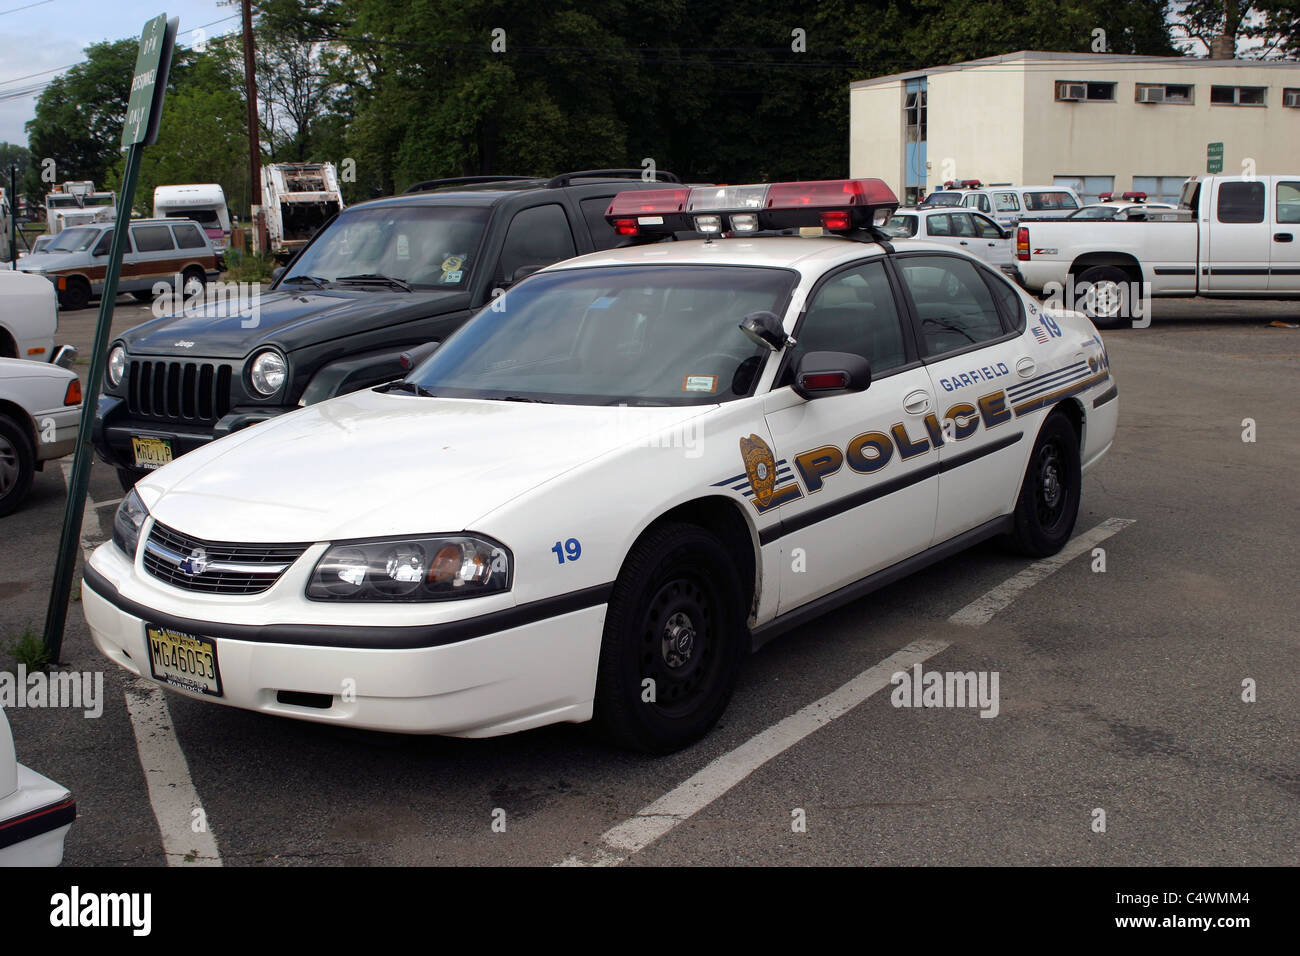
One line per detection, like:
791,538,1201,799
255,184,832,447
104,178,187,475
107,344,126,387
307,535,511,602
112,489,148,558
249,349,287,396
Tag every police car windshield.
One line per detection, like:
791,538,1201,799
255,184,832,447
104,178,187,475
1068,206,1117,220
48,227,101,252
407,265,796,405
922,192,964,207
281,205,488,290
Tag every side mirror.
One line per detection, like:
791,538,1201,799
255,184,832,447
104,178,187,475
399,340,440,372
793,351,871,400
506,264,543,285
739,310,788,351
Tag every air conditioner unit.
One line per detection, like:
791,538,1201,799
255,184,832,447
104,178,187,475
1057,82,1087,101
1285,90,1300,108
1138,86,1165,104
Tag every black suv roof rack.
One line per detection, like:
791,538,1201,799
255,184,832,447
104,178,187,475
544,169,681,189
404,175,535,194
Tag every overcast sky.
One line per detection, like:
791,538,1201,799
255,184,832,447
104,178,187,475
0,0,238,146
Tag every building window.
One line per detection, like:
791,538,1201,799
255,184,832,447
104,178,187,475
1056,80,1115,102
1210,85,1266,106
1284,88,1300,108
1132,176,1187,205
1054,175,1113,205
904,88,927,140
1135,83,1194,104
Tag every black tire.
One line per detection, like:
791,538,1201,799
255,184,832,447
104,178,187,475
1008,411,1082,558
59,277,91,311
131,290,155,302
594,522,748,753
182,266,206,295
116,466,148,493
0,414,35,518
1073,265,1131,329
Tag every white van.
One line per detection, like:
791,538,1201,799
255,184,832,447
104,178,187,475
153,184,232,253
953,184,1082,226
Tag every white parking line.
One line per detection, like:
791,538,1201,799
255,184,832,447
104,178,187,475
62,463,223,866
123,680,222,866
559,639,949,866
948,517,1136,626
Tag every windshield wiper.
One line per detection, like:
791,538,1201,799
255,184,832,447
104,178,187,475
280,274,330,289
336,273,413,292
499,395,553,403
377,381,434,397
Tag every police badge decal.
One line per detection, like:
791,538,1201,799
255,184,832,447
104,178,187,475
740,434,777,507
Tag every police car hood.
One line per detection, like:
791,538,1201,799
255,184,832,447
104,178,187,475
136,388,713,542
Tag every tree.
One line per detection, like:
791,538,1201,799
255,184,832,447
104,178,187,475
1172,1,1300,58
23,39,138,203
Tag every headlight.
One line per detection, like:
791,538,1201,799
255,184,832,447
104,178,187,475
249,349,287,396
112,489,148,558
107,344,126,387
307,535,511,602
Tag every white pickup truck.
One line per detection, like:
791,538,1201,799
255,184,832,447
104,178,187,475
1016,174,1300,327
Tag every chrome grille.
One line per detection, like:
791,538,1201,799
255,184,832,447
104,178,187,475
127,360,233,424
142,522,309,595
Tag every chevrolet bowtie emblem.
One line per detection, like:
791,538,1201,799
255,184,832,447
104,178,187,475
178,547,209,576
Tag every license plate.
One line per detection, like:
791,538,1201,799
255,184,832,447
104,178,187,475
132,436,173,470
146,625,223,697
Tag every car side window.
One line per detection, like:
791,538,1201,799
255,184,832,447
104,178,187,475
1278,182,1300,224
133,225,176,252
580,196,623,250
92,230,116,256
984,270,1026,332
171,223,206,249
994,192,1020,212
950,214,977,238
1217,182,1265,224
786,260,908,377
497,204,577,284
972,215,1002,239
897,255,1007,358
926,214,952,236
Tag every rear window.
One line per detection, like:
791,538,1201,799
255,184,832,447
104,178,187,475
133,225,176,252
881,214,919,238
171,222,207,249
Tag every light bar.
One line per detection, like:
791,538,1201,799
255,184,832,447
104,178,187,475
605,178,899,237
1121,191,1147,201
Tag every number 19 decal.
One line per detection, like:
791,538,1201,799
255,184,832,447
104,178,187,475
552,538,582,564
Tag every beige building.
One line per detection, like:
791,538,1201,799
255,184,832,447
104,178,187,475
849,51,1300,205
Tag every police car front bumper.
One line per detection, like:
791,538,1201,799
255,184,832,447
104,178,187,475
80,541,606,737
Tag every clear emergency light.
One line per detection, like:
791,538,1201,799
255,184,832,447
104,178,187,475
606,178,899,238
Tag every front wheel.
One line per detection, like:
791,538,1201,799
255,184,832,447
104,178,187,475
1008,411,1082,557
58,277,91,311
594,522,748,753
0,415,35,517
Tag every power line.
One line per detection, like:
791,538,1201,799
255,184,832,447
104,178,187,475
0,0,54,17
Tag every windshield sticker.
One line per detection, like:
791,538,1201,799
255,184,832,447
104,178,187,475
683,374,718,393
588,296,616,310
442,270,463,283
396,235,410,259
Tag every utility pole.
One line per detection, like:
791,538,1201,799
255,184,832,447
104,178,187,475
241,0,265,253
8,164,17,264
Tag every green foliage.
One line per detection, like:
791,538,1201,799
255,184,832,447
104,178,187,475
3,624,50,672
222,248,276,282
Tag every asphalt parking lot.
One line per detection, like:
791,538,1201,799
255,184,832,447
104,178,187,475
2,293,1297,866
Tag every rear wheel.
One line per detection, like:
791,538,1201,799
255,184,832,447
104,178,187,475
594,522,748,753
1073,265,1131,329
1008,411,1081,557
59,277,91,311
182,266,206,300
0,415,35,517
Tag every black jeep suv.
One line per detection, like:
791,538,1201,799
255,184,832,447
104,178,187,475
93,170,684,488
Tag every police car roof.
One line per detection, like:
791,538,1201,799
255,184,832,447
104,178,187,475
546,235,961,274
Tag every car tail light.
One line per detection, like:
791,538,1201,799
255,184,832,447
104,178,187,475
64,379,82,406
1016,226,1030,261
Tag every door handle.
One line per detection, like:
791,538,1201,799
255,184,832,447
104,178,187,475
1015,356,1036,378
1275,233,1294,243
959,240,969,246
903,389,931,414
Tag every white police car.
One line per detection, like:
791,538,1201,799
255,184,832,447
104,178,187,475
81,179,1118,753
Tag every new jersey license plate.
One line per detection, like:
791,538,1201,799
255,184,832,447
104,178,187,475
146,625,223,697
132,436,173,470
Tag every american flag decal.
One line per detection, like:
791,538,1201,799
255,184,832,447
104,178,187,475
1032,326,1049,343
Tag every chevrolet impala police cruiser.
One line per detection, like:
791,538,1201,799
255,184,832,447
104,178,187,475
80,179,1117,753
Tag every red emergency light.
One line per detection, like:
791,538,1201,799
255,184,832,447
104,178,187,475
959,179,982,188
1098,192,1114,201
606,178,899,237
1121,191,1147,201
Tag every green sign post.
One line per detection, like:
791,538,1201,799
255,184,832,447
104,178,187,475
43,14,178,661
1207,142,1224,174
